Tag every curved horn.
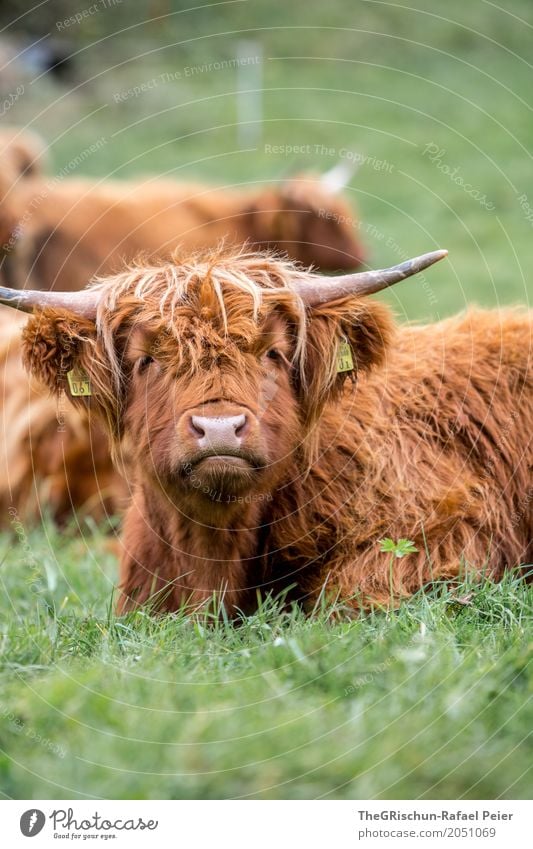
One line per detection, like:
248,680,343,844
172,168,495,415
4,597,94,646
0,286,99,319
293,249,448,305
320,159,359,194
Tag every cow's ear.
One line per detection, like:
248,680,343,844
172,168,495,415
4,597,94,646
21,308,98,397
297,297,394,426
21,308,122,440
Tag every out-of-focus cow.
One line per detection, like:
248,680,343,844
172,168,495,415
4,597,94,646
0,127,48,179
0,128,48,259
0,308,126,526
1,159,365,292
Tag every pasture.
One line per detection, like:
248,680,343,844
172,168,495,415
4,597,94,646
0,0,532,799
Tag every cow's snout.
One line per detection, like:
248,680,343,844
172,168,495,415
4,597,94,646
188,412,249,449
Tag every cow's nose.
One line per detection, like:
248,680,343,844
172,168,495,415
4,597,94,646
189,413,248,448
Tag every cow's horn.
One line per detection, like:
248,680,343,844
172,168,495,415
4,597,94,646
294,249,448,305
0,286,100,319
320,160,359,193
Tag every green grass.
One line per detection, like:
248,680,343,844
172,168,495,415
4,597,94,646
1,0,532,799
0,524,531,800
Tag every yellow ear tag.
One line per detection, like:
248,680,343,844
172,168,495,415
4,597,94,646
67,368,92,397
336,338,354,373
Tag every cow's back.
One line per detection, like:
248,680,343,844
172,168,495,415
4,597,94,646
296,308,533,602
4,179,258,291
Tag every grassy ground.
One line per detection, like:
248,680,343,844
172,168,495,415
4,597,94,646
0,526,531,799
0,0,532,799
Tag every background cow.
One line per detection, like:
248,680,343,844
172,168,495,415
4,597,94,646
1,162,365,293
0,127,48,181
0,308,125,526
3,247,531,611
0,128,48,261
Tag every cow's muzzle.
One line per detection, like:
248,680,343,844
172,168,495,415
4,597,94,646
178,404,260,455
176,403,266,484
188,412,250,449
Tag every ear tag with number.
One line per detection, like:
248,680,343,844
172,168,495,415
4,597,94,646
336,337,354,373
67,368,92,397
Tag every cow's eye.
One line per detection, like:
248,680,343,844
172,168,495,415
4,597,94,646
137,355,154,372
266,348,282,362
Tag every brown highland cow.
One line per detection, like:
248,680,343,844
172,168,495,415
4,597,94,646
0,128,48,263
1,247,531,612
0,308,125,525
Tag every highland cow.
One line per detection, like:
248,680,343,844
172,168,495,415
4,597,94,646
0,128,48,261
1,167,365,293
0,128,48,182
1,247,531,612
0,308,126,525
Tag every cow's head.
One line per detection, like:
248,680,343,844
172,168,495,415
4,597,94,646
244,167,367,271
0,128,48,179
0,248,446,514
0,129,47,253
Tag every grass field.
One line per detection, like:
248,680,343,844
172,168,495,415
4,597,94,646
0,527,531,799
0,0,532,799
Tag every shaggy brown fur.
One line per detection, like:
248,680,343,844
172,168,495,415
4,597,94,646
2,171,365,292
20,249,533,611
0,308,126,526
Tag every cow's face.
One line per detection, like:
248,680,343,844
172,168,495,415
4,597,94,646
120,305,303,506
279,174,367,271
21,254,393,510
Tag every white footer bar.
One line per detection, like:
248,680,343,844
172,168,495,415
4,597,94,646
2,799,531,848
